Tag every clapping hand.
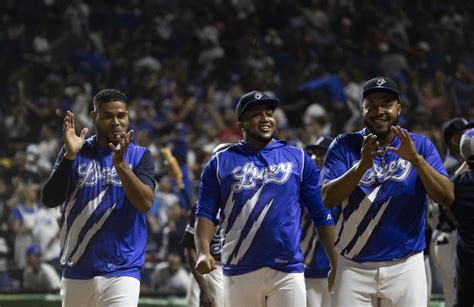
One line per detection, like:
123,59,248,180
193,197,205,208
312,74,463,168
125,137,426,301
63,111,88,160
109,130,134,164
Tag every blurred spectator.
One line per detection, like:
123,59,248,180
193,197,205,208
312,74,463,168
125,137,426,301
155,203,187,262
149,175,180,231
150,253,190,297
302,103,331,144
64,0,90,36
27,125,61,175
22,244,60,292
32,206,60,273
9,151,42,187
8,184,39,269
0,230,12,291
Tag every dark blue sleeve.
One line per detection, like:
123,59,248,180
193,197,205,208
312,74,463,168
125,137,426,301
195,156,220,224
135,150,156,190
300,150,335,227
41,146,74,208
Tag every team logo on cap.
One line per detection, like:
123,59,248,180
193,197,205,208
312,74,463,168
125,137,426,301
254,92,263,100
376,77,386,87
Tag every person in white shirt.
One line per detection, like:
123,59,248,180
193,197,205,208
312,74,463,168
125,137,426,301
150,253,190,296
32,206,61,272
22,244,61,292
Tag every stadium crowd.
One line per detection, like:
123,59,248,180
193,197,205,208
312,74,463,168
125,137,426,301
0,0,473,301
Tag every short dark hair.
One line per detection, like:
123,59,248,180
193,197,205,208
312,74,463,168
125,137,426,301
93,89,127,110
467,161,474,169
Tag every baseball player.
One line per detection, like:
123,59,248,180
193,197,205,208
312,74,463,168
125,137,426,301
302,136,335,307
451,128,474,306
41,89,155,306
194,90,337,307
430,118,474,307
181,204,224,307
320,76,454,306
180,144,232,307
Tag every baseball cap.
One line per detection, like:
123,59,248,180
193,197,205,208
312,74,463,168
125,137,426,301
362,76,400,101
305,136,334,153
235,90,279,121
460,128,474,162
442,117,474,144
26,244,42,257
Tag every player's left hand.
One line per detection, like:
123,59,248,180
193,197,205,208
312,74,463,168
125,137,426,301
109,130,134,164
387,126,421,164
328,267,336,293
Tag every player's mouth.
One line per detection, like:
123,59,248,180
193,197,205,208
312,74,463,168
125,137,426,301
259,125,272,132
372,118,388,125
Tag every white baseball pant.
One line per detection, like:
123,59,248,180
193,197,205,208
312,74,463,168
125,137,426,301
224,268,306,307
61,276,140,307
332,252,427,307
306,277,331,307
430,230,457,307
187,265,224,307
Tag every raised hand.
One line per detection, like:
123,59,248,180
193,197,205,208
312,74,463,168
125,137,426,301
63,111,88,160
387,126,420,163
359,133,381,171
109,130,134,164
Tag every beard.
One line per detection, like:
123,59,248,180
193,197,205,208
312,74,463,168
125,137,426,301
96,127,121,146
244,127,276,144
364,116,399,139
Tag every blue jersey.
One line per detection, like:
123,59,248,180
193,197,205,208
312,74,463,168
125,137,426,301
53,136,155,280
196,139,334,276
301,208,336,278
319,128,448,262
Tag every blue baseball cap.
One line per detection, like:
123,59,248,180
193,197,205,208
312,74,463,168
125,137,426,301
363,76,400,101
26,244,42,257
235,90,279,121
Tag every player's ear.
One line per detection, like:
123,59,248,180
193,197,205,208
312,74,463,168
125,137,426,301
238,121,244,130
90,110,97,123
397,101,401,116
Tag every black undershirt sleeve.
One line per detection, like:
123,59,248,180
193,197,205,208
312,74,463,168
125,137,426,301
41,152,73,208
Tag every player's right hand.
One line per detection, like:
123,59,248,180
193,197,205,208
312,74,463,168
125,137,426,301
195,253,217,275
63,111,88,160
359,133,381,171
327,267,336,293
199,285,215,307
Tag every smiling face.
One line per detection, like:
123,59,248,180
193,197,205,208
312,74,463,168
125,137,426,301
239,104,277,149
362,92,400,140
91,101,129,148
